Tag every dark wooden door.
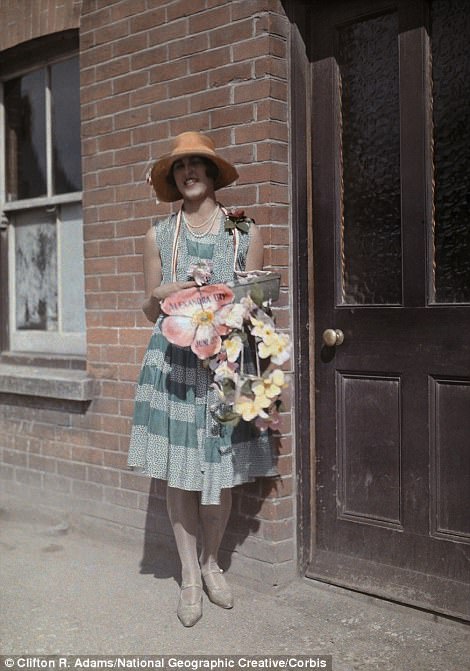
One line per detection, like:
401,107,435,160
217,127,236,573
309,0,470,620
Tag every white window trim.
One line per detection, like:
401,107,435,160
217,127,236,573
1,53,85,358
7,213,86,356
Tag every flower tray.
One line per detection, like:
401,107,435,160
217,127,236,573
227,271,281,303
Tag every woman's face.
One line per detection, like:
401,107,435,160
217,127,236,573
171,155,216,203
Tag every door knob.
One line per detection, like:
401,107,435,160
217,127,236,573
322,328,344,347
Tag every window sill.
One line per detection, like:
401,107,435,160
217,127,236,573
0,363,95,401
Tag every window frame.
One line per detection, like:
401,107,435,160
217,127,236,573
0,34,84,360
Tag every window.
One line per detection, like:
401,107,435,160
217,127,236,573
1,52,85,356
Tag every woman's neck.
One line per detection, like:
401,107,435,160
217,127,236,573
183,196,217,217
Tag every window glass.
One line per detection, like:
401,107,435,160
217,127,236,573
51,58,82,193
15,210,58,331
5,70,47,200
432,0,470,303
338,12,402,305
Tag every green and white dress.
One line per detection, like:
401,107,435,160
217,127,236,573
127,211,277,505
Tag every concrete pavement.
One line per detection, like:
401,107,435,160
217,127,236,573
1,498,469,671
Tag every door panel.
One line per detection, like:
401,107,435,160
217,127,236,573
309,0,470,619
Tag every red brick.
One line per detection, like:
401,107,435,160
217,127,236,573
2,449,27,467
168,72,208,99
95,56,130,83
210,103,255,129
41,442,73,460
100,311,135,328
104,487,140,508
110,0,146,21
98,238,134,257
188,5,231,34
148,19,189,47
256,98,288,122
256,140,288,163
210,19,254,49
104,451,129,469
131,44,168,71
96,93,131,117
81,80,113,104
15,468,43,488
57,460,87,480
121,471,152,493
189,47,231,74
150,97,189,122
86,293,118,310
113,145,149,168
87,328,119,345
258,183,289,204
130,85,168,109
80,43,113,69
169,114,210,137
255,56,288,80
72,480,104,501
167,0,202,22
87,464,119,487
71,446,104,466
269,247,289,266
102,345,135,364
169,33,209,60
130,7,166,35
117,254,143,273
27,453,56,473
113,70,149,95
191,87,232,113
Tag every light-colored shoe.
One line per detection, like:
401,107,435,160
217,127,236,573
177,585,203,627
202,568,234,609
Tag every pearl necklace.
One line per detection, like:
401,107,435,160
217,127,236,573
184,206,220,238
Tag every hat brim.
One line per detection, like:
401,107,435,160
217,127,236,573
150,149,239,202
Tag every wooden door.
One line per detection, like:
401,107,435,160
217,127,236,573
309,0,470,620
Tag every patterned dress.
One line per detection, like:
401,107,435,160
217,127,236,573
127,210,278,505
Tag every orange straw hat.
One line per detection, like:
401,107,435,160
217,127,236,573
149,131,239,202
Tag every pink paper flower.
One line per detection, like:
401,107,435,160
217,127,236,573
161,284,234,360
188,259,213,286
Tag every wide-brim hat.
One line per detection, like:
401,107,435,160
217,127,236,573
150,131,239,202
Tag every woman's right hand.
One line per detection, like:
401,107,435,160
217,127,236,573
152,281,197,302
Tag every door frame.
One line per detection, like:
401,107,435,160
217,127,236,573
284,1,315,575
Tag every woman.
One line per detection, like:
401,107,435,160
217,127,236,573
127,132,277,627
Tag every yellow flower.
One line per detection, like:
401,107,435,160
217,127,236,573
253,369,286,399
258,333,291,365
250,315,276,341
224,334,243,363
234,395,270,422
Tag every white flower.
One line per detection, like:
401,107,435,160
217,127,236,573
216,302,247,330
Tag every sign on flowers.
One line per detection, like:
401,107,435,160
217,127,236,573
161,276,291,431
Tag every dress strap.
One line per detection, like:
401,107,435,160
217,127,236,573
171,209,183,282
219,205,239,273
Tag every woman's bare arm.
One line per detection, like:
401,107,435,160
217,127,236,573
245,222,264,271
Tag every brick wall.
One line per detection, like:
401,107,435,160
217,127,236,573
0,0,296,586
0,0,82,51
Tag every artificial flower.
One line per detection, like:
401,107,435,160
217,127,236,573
258,333,292,365
161,284,234,360
224,209,253,234
188,259,213,286
223,334,244,363
213,360,238,383
250,313,277,341
233,394,271,423
216,302,247,330
252,369,287,399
